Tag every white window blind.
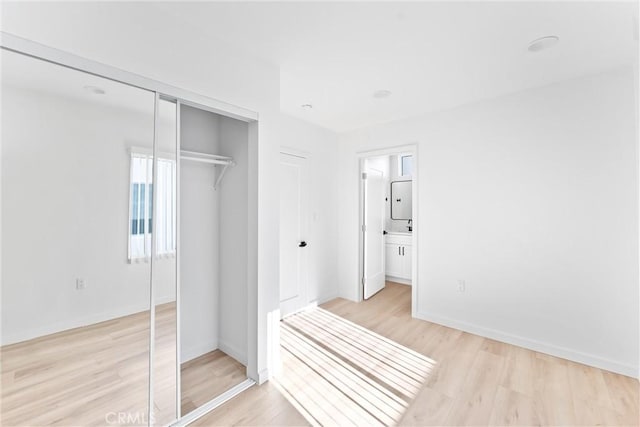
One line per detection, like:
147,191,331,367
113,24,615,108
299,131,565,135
128,151,176,261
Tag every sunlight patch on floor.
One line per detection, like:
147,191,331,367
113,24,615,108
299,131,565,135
274,308,436,426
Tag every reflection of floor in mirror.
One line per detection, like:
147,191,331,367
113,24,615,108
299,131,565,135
180,350,246,416
0,298,248,426
1,308,154,426
1,302,182,427
153,302,178,426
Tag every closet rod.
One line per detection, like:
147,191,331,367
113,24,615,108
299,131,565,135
179,149,235,190
180,156,234,166
180,150,234,166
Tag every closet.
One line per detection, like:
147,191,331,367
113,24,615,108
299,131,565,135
178,105,250,418
0,35,257,427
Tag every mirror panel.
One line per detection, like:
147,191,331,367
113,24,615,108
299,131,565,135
390,180,412,220
152,98,178,425
1,49,154,426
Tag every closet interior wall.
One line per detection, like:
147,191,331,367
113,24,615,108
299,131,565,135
179,105,249,366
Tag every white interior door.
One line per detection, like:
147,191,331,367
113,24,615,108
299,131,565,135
279,153,308,317
363,166,386,299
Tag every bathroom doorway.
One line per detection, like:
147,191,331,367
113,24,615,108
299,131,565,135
359,146,418,315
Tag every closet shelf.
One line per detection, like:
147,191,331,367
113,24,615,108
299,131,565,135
180,150,235,190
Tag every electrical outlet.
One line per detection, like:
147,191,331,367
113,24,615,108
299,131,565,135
457,280,466,292
76,278,86,290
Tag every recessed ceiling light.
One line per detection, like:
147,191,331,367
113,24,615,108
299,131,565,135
83,85,106,95
301,104,313,110
373,89,392,99
527,36,559,53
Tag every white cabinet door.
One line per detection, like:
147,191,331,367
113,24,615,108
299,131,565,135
385,243,403,278
401,245,412,280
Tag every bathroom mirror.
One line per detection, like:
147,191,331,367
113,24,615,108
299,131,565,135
391,180,412,220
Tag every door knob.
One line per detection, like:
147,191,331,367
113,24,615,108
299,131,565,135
299,241,307,247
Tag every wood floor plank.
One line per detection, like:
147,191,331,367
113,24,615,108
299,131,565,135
567,361,615,409
499,345,540,398
444,349,505,426
397,386,454,426
180,350,247,417
488,386,544,426
602,370,640,424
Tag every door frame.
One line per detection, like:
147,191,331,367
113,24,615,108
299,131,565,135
357,144,418,317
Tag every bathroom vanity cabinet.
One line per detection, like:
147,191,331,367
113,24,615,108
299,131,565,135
385,232,412,284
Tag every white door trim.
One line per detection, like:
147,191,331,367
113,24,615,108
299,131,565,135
357,144,419,317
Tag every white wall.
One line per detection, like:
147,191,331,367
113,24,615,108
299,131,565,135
179,106,221,362
276,114,340,305
1,84,176,345
1,2,340,381
338,66,639,377
219,116,249,364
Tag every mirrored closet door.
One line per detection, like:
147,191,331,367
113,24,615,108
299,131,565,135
0,49,158,426
1,43,253,427
152,98,179,425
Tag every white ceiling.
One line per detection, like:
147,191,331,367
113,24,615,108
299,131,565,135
152,1,638,132
2,2,638,133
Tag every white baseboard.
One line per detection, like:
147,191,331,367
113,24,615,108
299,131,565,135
3,296,178,346
386,276,412,286
256,368,270,385
156,294,177,305
316,293,339,305
218,339,248,366
2,297,174,346
181,340,218,364
416,310,638,379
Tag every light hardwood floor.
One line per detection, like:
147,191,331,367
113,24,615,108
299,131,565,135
181,350,246,416
2,284,638,426
196,282,639,426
